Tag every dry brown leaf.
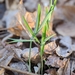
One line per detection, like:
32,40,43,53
25,11,36,29
57,59,70,75
22,47,40,63
9,61,28,75
53,5,75,37
55,36,75,57
56,46,73,57
63,59,70,75
45,55,67,68
44,41,57,54
0,46,14,75
45,69,57,75
71,61,75,75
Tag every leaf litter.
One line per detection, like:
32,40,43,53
1,0,75,75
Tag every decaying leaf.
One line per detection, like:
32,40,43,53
57,67,64,75
57,59,70,75
45,69,57,75
55,36,75,57
22,47,40,63
0,46,14,75
25,11,36,29
45,55,67,68
0,68,5,75
56,46,73,57
9,61,28,75
71,61,75,75
12,48,23,58
44,41,57,54
22,47,39,59
63,59,70,75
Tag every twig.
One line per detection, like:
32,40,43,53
0,65,40,75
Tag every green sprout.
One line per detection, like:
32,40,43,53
9,0,57,74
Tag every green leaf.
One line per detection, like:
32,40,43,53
34,4,41,33
45,8,49,30
22,16,34,36
8,38,34,43
34,37,40,43
54,0,57,6
22,16,40,43
41,34,55,46
50,0,53,6
45,34,55,43
37,0,57,33
40,25,47,56
37,5,55,33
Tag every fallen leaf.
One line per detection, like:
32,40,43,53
53,5,75,37
9,61,28,75
71,61,75,75
45,69,57,75
45,55,67,68
0,47,14,75
44,41,57,54
55,36,75,57
22,47,40,63
63,59,70,75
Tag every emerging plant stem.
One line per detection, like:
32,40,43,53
29,39,32,72
40,45,44,75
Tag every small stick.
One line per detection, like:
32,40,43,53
0,65,40,75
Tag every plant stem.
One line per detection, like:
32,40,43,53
29,39,32,72
41,55,43,75
40,45,44,75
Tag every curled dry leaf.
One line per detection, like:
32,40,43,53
44,41,57,54
56,46,73,57
22,47,39,59
22,47,40,63
55,36,75,57
45,55,67,68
